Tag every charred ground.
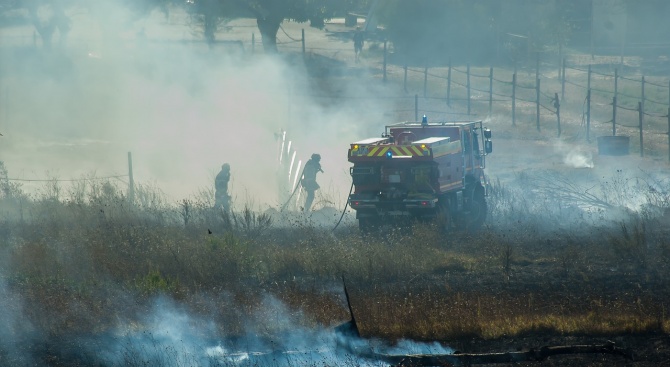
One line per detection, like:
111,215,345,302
2,16,670,367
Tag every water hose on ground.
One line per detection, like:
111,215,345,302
332,181,354,231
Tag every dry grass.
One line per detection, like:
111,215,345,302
2,142,670,366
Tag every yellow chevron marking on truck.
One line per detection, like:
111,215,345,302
358,145,428,157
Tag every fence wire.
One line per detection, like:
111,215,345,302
7,174,128,182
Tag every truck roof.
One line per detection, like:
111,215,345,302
413,137,450,144
386,120,482,129
352,137,388,145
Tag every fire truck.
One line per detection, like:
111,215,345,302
347,119,492,231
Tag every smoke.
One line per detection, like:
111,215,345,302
96,295,452,367
554,140,594,169
0,4,389,211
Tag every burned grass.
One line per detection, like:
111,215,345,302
1,173,670,365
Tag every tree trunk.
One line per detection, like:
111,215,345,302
256,15,282,53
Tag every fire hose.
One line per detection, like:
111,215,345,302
279,167,354,232
331,181,354,232
279,169,303,212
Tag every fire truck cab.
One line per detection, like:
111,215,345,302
347,120,492,231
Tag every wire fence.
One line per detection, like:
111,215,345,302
3,24,670,159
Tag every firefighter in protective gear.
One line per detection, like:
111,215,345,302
215,163,231,212
301,153,323,212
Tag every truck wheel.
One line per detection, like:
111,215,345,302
466,186,487,231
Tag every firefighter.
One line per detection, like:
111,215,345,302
215,163,231,212
353,27,364,62
301,153,323,212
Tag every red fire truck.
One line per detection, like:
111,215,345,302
347,119,492,231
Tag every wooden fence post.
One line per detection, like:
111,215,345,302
415,94,418,121
252,33,255,53
301,29,305,55
512,72,516,126
587,64,592,93
489,66,493,116
586,89,591,142
128,152,135,206
535,78,540,131
446,59,452,106
423,66,428,98
612,96,617,136
638,101,644,157
467,64,471,115
383,40,387,83
667,107,670,162
554,93,561,137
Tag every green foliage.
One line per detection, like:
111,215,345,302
377,0,578,64
185,0,367,50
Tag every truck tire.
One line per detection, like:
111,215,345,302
465,185,487,231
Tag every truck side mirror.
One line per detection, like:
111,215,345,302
485,140,493,154
484,128,492,139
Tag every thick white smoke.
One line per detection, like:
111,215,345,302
98,295,453,367
0,5,390,212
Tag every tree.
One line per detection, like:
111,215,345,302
186,0,229,46
376,0,580,65
11,0,74,49
376,0,498,64
190,0,366,53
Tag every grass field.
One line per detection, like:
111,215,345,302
2,13,670,366
1,159,670,365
